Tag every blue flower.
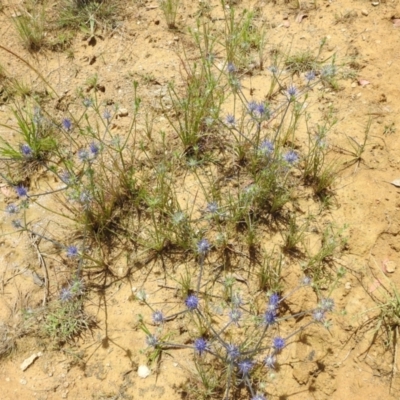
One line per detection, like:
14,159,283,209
5,204,19,215
284,150,299,164
320,298,334,312
146,334,158,347
152,311,165,325
226,344,240,361
62,118,72,131
83,98,93,108
21,144,33,157
78,149,90,162
227,62,236,73
286,84,298,98
197,238,211,255
89,142,100,157
226,114,235,125
273,337,285,351
264,311,276,326
238,359,254,375
269,293,280,307
60,287,73,302
305,71,316,82
194,338,208,356
185,294,199,310
15,185,28,198
259,140,274,155
66,245,78,258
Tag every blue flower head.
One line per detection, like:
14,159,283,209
185,294,199,311
312,308,325,322
62,118,72,131
320,298,334,312
273,337,285,351
264,311,276,326
286,84,298,98
15,186,28,198
238,359,254,376
269,293,280,307
21,144,33,157
152,311,165,325
78,149,90,162
66,245,78,258
103,109,112,121
5,204,19,215
60,287,73,302
264,354,276,369
226,344,240,361
146,334,158,347
194,338,208,356
197,238,211,255
305,71,316,82
89,142,100,157
284,150,299,164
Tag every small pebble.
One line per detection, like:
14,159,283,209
20,379,27,385
138,365,151,378
361,9,369,16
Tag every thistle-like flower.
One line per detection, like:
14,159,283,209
21,144,33,158
272,337,285,351
152,311,165,325
194,338,208,356
185,294,199,311
197,238,211,255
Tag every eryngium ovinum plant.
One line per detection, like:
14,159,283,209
138,240,335,400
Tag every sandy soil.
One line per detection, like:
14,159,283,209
1,0,400,399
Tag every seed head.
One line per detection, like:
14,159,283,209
103,109,112,121
305,71,316,82
227,62,236,73
229,308,242,324
286,84,298,98
226,344,240,361
302,276,312,286
60,287,73,302
206,202,219,214
264,354,276,369
284,150,299,164
11,219,23,229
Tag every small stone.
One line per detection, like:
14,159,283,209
386,261,396,273
117,108,129,118
345,282,352,290
20,379,27,385
371,1,379,5
351,82,357,88
138,365,151,378
361,9,369,16
20,352,42,371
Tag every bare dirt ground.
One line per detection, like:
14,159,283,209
1,0,400,399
